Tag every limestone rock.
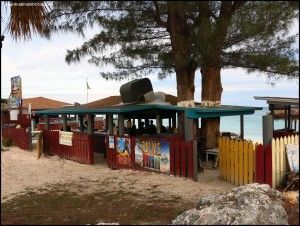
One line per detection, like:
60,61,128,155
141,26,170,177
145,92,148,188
172,183,288,225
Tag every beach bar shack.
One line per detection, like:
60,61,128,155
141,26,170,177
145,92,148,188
35,79,262,181
254,96,299,142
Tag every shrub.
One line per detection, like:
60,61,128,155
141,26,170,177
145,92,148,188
2,138,13,147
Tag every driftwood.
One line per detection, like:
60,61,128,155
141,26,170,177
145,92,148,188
284,172,299,192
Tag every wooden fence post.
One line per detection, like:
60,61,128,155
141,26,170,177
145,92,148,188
243,141,249,185
248,142,254,184
234,140,239,186
238,140,244,186
271,138,276,188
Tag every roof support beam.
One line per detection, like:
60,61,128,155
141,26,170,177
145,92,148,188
287,106,291,130
62,115,67,131
44,115,49,130
118,114,124,136
108,114,113,135
79,115,84,132
240,115,244,140
87,114,94,135
156,113,161,134
263,114,273,145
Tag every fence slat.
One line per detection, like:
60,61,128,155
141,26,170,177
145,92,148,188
243,141,249,185
180,142,187,177
169,141,175,176
233,140,239,186
265,145,272,187
275,138,280,187
248,142,254,184
187,141,194,179
218,138,223,179
271,139,276,188
230,139,235,184
174,140,181,176
256,144,265,184
238,141,244,186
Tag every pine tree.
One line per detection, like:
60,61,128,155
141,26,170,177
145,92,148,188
48,1,299,153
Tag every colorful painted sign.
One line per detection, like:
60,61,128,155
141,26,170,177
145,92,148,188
59,131,73,146
9,76,22,109
109,136,115,149
116,137,131,166
135,139,170,173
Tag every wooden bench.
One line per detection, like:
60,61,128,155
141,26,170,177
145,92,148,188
205,148,219,162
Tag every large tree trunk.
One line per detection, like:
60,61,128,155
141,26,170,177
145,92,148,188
167,2,197,137
176,67,196,137
200,67,223,159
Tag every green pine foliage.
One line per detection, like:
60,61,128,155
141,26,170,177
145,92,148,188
48,1,299,81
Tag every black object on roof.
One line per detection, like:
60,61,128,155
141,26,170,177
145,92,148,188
119,78,153,104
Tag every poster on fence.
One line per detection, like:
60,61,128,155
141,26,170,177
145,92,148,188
59,131,73,146
109,136,114,149
135,139,170,173
116,137,131,166
286,144,299,174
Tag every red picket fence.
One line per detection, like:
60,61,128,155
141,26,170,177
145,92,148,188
42,130,94,164
169,139,195,179
256,144,272,187
2,127,30,150
17,114,31,128
106,135,196,180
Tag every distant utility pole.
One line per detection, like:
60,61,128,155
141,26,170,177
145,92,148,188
86,77,91,104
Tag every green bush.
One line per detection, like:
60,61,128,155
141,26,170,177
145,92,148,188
2,138,13,147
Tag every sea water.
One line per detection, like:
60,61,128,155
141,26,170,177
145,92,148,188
220,107,299,143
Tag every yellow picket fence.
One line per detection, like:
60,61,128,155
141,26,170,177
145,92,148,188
271,134,299,188
219,137,259,186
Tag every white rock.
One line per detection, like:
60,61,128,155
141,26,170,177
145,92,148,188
172,183,288,225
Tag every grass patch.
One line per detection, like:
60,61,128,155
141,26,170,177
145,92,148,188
1,186,193,225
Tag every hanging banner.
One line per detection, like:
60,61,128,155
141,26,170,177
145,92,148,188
135,139,170,173
59,131,73,146
9,76,22,109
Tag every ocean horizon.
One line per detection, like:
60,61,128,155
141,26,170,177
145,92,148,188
220,107,299,143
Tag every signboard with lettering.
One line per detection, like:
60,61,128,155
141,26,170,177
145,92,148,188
59,131,73,146
135,138,170,173
9,76,22,109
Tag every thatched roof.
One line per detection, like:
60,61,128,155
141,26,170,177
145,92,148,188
271,109,299,120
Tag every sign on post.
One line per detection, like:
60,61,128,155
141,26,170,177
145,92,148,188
9,76,22,109
59,131,73,146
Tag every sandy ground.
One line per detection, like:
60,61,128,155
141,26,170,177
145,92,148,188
1,147,234,203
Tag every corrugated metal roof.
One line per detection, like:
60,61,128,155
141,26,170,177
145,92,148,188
22,97,71,110
254,96,299,106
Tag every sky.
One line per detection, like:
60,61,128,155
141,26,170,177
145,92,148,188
1,8,299,107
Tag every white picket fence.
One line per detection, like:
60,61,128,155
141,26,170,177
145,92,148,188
271,134,299,188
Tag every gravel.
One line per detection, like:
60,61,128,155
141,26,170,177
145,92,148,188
1,147,234,203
